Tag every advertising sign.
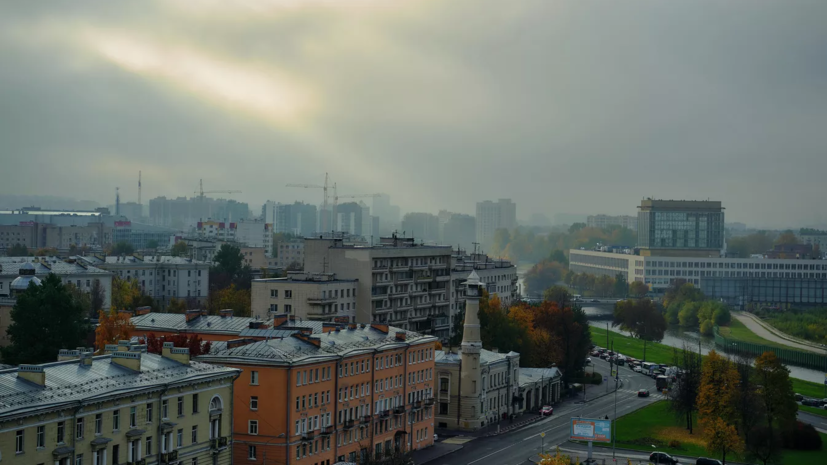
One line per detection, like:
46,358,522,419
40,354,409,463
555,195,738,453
570,418,612,443
114,221,132,227
19,221,35,227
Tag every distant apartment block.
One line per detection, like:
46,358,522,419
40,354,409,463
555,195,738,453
274,201,318,237
304,236,453,335
799,229,827,250
401,213,440,244
0,222,111,250
450,252,518,321
276,239,305,269
587,214,637,231
251,272,359,322
637,199,725,257
476,199,517,247
78,255,210,310
235,218,273,256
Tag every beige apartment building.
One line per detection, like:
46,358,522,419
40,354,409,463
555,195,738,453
303,236,453,334
251,272,359,323
0,342,239,465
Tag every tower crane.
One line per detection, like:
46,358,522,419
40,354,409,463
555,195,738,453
194,179,242,222
286,173,331,231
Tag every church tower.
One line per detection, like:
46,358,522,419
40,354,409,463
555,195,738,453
459,270,484,429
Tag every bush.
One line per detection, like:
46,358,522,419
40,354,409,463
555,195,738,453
783,421,823,450
713,306,731,325
668,440,681,449
700,320,714,336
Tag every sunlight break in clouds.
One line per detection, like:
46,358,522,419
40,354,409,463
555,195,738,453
84,29,314,126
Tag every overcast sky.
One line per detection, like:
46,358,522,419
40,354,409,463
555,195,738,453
1,0,826,228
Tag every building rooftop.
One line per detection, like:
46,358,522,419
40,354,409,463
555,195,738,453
200,324,436,364
0,257,110,277
308,236,452,251
435,348,518,366
0,352,238,419
253,272,357,284
78,255,209,266
519,367,562,388
131,312,330,336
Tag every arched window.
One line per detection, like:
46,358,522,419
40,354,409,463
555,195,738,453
210,395,223,411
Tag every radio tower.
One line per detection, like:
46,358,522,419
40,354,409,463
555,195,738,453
138,171,142,206
115,187,120,216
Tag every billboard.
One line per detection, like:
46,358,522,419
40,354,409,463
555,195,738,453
570,418,612,443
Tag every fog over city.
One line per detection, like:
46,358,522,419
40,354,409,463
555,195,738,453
2,0,826,228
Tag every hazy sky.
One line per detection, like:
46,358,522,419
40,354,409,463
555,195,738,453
2,1,826,228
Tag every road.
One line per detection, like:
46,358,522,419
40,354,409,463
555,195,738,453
431,357,662,465
733,312,824,354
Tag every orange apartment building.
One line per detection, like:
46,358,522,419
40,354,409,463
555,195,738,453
195,322,437,465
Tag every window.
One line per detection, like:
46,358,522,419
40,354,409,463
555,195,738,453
95,413,103,434
178,396,184,416
285,304,292,313
37,425,44,448
113,409,120,431
162,399,169,418
146,403,153,422
146,436,153,455
248,445,257,460
251,371,259,385
15,429,23,453
250,396,258,410
76,417,85,439
191,425,198,444
270,289,278,298
130,406,137,427
112,444,120,465
192,393,199,414
57,421,65,443
249,420,259,435
76,454,83,465
285,290,292,299
177,428,183,448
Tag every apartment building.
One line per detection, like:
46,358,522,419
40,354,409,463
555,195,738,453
0,343,238,465
0,256,113,306
586,214,637,231
196,323,438,464
236,219,273,256
276,239,305,269
475,199,517,247
303,236,453,334
450,251,518,316
0,222,112,250
77,255,210,310
251,273,359,323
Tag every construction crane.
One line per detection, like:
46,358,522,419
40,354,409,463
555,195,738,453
286,172,330,231
194,179,242,222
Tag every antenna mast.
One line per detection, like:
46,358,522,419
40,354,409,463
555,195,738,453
138,171,142,205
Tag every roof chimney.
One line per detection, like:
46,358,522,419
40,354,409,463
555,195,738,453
18,365,46,386
58,349,81,361
111,351,142,371
395,331,407,341
104,344,119,354
220,309,233,318
80,351,94,367
117,340,131,351
273,313,288,327
168,347,190,365
135,306,151,316
118,309,134,319
185,309,201,323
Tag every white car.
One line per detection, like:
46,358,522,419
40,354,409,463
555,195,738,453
633,366,643,373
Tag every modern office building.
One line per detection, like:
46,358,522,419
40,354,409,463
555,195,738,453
636,199,725,257
251,272,359,322
77,255,210,310
304,236,453,334
0,343,239,465
476,199,517,247
587,214,637,231
196,323,437,464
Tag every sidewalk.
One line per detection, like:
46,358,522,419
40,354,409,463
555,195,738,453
734,311,823,353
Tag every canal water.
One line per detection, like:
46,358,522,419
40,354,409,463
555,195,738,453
582,306,824,384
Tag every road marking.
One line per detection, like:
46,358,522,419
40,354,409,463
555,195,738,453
465,442,520,465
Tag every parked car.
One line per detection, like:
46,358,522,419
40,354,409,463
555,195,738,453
591,350,600,357
802,398,822,407
649,452,679,464
633,366,643,373
585,357,592,365
638,389,650,397
540,405,554,416
696,458,721,465
591,299,600,303
433,433,439,442
794,393,804,401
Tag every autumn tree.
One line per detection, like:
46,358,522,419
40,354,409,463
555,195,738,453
669,343,702,434
612,299,666,362
112,276,142,310
542,285,571,309
6,243,29,257
142,333,212,357
698,351,743,465
34,247,59,256
774,230,799,246
95,310,136,352
167,297,188,314
170,241,189,257
208,284,251,317
628,280,648,298
534,301,591,385
1,274,90,364
524,260,567,297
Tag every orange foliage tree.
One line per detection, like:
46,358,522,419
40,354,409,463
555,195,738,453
698,350,743,464
95,310,136,352
140,333,212,357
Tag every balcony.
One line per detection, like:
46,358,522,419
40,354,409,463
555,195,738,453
320,425,333,436
210,437,229,450
379,409,390,418
429,263,447,270
410,313,428,322
373,307,393,314
344,419,355,429
416,275,433,282
307,296,337,305
425,397,435,406
128,460,146,465
361,414,372,425
412,264,429,271
395,304,412,312
410,289,427,297
435,301,449,307
392,265,411,272
161,451,178,463
396,276,413,284
302,431,315,441
393,406,405,415
429,287,446,295
435,275,450,282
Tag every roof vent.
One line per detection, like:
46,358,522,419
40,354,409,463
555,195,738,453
18,365,46,386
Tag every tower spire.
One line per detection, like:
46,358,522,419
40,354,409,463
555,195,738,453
458,269,484,429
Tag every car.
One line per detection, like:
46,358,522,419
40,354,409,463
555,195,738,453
591,299,600,303
600,353,610,360
802,398,822,407
433,433,438,441
696,458,722,465
540,405,554,416
649,452,679,464
591,350,600,357
794,393,804,401
633,366,643,373
638,389,650,397
585,357,592,364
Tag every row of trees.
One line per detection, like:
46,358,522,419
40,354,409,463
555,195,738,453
671,348,813,465
664,281,731,335
725,229,802,258
522,249,647,298
488,225,637,264
450,291,592,385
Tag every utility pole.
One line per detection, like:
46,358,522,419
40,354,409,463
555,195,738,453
612,339,618,459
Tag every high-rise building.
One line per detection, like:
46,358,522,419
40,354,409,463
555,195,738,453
400,213,440,244
637,199,724,257
274,202,318,237
475,199,516,247
336,202,365,236
441,213,476,251
587,214,637,231
373,194,401,230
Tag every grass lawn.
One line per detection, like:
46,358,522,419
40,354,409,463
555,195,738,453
798,404,827,418
592,401,827,465
591,326,682,363
792,378,827,399
718,318,788,349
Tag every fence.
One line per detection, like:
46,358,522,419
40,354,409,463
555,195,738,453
713,326,827,370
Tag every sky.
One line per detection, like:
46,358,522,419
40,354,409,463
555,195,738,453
1,0,826,229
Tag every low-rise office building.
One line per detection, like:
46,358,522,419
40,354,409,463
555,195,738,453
197,323,438,464
0,343,239,465
251,273,359,323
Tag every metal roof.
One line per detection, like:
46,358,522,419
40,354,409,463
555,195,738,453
77,255,209,266
131,313,326,335
0,353,238,419
435,348,516,366
238,328,299,338
0,257,110,276
519,367,562,388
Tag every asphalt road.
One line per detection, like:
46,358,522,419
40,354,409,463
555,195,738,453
432,358,663,465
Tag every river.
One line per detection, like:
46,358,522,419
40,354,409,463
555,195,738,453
582,306,824,384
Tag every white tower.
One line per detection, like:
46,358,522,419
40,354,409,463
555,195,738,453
459,270,484,429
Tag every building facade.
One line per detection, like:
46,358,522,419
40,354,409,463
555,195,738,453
196,323,437,465
78,255,210,310
303,237,453,335
476,199,517,247
400,213,440,244
587,214,637,231
637,199,725,257
251,273,359,322
235,219,273,256
0,222,112,251
0,343,238,465
277,240,305,269
0,256,113,307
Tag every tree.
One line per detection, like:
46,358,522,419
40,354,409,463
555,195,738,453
208,284,251,317
669,343,702,434
732,354,765,462
95,310,136,352
167,298,188,314
214,244,243,276
568,223,586,234
1,274,91,364
542,285,571,309
595,275,615,297
524,260,567,297
612,299,666,362
142,333,212,357
170,241,189,257
89,279,106,317
146,239,159,249
629,281,649,298
34,247,58,256
112,276,141,310
752,352,797,460
613,273,627,297
534,302,592,385
774,230,799,246
698,351,743,464
6,243,29,257
548,249,568,266
663,281,704,308
109,241,135,255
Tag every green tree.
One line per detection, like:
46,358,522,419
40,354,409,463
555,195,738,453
534,302,592,385
548,249,568,266
146,239,159,249
613,299,667,362
543,285,571,309
629,280,649,298
170,241,189,257
568,223,586,234
109,241,134,255
524,260,566,297
1,274,91,364
213,244,243,278
6,243,29,257
750,352,797,463
613,273,627,297
111,276,141,310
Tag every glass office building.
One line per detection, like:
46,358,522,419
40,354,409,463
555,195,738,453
637,199,724,255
